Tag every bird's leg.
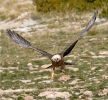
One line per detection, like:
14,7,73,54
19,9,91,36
51,67,55,80
60,65,65,73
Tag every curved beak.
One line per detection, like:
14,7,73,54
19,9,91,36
55,58,59,63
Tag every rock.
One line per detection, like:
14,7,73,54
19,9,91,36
38,91,51,97
27,63,32,66
34,65,39,68
20,80,31,83
89,38,97,41
69,79,80,85
87,98,93,100
96,18,106,23
102,74,108,79
38,80,52,84
58,75,70,82
98,89,108,96
99,51,108,55
67,67,79,71
89,52,96,56
0,89,36,95
23,95,33,100
66,60,72,63
91,67,96,71
21,18,37,27
38,91,71,98
41,64,52,69
102,89,108,95
17,12,29,19
83,91,93,97
92,55,106,58
46,94,55,98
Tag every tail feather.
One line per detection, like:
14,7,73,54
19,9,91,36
6,29,31,48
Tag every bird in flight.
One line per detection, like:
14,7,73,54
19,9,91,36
6,11,98,80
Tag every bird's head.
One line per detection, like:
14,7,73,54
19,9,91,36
51,54,62,63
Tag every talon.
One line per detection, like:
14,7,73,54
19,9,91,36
61,69,65,73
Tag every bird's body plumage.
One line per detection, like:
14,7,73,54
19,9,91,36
51,54,63,67
6,11,98,80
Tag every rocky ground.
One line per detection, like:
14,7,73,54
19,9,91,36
0,0,108,100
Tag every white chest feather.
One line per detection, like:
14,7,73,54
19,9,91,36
51,54,62,62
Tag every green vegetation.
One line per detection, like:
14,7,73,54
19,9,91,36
33,0,108,19
33,0,101,12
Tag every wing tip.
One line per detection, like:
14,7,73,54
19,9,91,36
93,10,98,19
95,10,98,17
95,10,98,14
6,29,12,34
6,29,9,32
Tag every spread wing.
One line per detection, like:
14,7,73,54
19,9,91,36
60,10,98,57
6,29,53,59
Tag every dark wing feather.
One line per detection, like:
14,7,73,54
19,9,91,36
6,29,31,47
60,10,98,57
6,29,53,58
